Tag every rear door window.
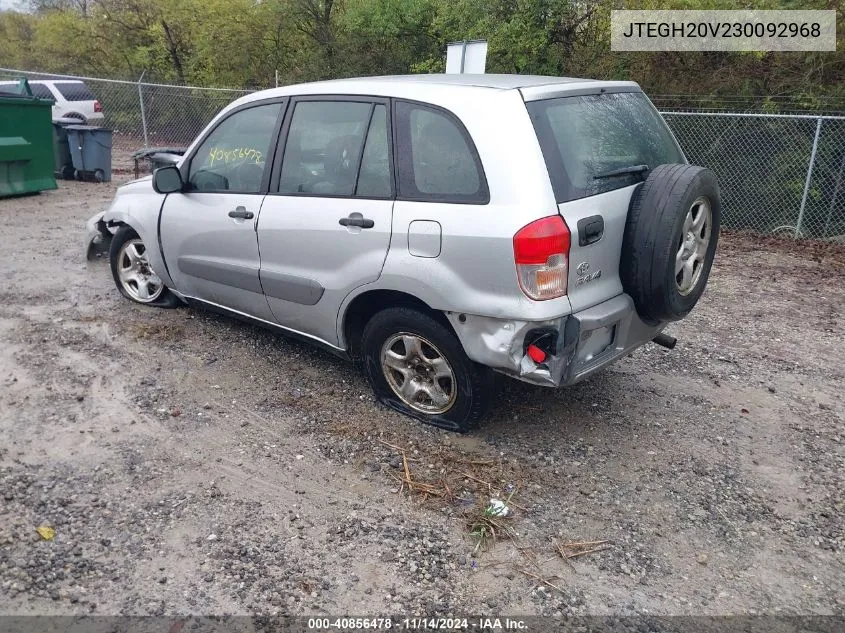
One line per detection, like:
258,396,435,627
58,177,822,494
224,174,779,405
278,100,374,196
527,92,684,203
355,104,392,198
53,82,96,101
394,101,488,204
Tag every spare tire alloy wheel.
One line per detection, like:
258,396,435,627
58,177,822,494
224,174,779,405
675,196,712,296
117,238,164,303
381,333,457,414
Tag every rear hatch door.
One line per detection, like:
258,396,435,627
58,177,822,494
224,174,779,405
525,91,684,312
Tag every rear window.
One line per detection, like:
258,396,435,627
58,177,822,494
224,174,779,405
53,82,96,101
527,92,683,203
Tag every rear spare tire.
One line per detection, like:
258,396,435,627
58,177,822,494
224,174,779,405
620,164,720,324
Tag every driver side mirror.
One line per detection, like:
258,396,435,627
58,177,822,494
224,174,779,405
152,164,184,194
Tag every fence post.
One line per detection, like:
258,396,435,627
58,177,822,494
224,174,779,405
796,116,823,237
823,153,844,238
137,70,149,148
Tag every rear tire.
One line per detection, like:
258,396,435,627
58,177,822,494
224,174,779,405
361,307,493,432
109,226,179,308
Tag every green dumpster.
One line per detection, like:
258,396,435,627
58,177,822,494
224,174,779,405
0,89,57,197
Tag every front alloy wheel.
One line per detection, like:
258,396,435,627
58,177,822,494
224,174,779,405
108,226,179,308
117,238,164,303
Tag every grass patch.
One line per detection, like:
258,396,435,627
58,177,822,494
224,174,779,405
132,322,185,341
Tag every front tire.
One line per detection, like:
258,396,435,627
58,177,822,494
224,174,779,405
361,308,493,432
109,226,179,308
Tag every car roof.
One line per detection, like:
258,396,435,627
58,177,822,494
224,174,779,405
323,74,597,89
0,79,85,84
234,74,640,108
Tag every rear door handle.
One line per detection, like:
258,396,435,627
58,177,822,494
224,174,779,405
339,213,374,229
228,206,254,220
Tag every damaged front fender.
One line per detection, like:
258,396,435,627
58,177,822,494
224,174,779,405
85,211,113,260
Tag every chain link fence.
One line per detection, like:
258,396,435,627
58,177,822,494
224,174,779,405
0,68,251,176
2,68,844,240
663,112,845,240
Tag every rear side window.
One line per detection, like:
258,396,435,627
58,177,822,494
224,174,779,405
394,101,488,204
30,83,55,100
527,92,684,203
53,82,96,101
0,82,53,100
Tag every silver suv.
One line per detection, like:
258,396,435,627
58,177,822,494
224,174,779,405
86,74,720,431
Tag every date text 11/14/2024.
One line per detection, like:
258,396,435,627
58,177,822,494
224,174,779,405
307,618,529,631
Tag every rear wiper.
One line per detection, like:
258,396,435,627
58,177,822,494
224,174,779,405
593,164,650,179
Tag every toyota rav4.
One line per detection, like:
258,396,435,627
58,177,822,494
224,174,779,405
86,74,720,432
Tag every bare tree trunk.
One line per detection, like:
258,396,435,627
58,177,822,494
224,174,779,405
161,20,187,85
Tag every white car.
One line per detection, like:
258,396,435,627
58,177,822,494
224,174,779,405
0,79,104,124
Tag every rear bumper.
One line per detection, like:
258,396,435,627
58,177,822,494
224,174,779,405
447,293,665,388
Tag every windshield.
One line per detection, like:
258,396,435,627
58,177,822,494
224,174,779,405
527,92,684,203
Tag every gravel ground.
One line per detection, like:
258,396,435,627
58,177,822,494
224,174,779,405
0,179,843,617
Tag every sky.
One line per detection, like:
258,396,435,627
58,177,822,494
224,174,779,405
0,0,27,11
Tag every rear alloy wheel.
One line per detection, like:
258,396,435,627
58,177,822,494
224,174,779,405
361,307,493,432
380,333,457,415
109,226,179,308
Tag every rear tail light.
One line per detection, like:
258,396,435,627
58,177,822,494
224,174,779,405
94,100,102,113
513,215,570,300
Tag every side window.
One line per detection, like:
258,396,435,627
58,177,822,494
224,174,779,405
53,82,96,101
188,102,282,193
395,101,487,203
278,101,375,196
31,83,55,100
355,104,391,198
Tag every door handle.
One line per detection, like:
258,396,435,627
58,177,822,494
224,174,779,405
339,213,374,229
228,206,254,220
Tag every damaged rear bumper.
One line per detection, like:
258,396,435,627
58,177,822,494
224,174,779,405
446,294,665,387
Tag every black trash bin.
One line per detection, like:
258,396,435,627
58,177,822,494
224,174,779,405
52,117,77,180
65,125,113,182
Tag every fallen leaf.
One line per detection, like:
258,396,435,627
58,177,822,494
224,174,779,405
36,526,55,540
